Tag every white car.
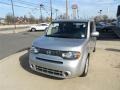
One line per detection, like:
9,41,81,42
30,23,49,32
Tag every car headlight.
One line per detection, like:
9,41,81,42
62,51,80,60
30,46,39,54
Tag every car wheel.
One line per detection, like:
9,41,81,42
93,42,96,52
93,47,96,52
80,56,89,77
31,28,36,32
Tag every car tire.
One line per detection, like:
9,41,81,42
31,28,36,32
93,42,96,52
93,47,96,52
80,56,89,77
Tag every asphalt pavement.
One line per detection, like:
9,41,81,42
0,27,28,31
0,31,44,59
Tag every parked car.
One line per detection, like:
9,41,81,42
96,22,113,32
29,20,99,78
29,23,49,32
117,5,120,28
96,23,105,31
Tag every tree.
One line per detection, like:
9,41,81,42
5,13,14,24
4,13,41,24
29,15,36,24
23,15,27,23
45,17,51,22
103,15,108,21
58,13,66,19
94,15,109,22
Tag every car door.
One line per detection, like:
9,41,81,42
36,24,42,30
41,24,48,30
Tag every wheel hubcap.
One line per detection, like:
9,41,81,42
32,29,35,31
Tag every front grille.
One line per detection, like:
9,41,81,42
36,57,63,64
35,47,63,56
35,65,63,77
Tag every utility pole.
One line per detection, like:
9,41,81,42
10,0,16,33
66,0,68,19
77,9,79,19
55,9,58,20
50,0,52,22
40,4,43,22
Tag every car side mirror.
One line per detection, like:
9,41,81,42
91,31,99,37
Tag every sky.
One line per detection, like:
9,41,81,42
0,0,120,19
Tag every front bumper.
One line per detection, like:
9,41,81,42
29,53,83,78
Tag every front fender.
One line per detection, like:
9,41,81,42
79,46,89,75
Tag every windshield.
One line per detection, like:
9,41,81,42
37,24,47,26
46,22,88,39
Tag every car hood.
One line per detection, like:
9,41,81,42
32,36,87,51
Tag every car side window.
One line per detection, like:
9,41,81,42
41,24,47,26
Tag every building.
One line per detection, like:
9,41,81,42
72,4,78,19
0,17,5,25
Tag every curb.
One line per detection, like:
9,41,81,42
0,47,29,63
0,50,28,64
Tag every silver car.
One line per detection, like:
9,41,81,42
29,20,99,78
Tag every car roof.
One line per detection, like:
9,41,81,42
52,19,93,23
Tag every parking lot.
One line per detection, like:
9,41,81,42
0,30,120,90
0,43,120,90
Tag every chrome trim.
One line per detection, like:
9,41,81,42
35,65,64,78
